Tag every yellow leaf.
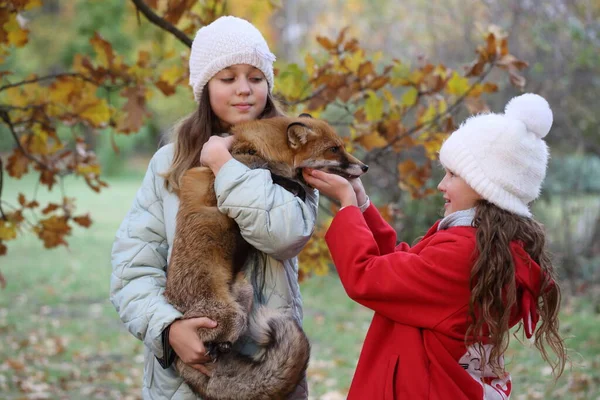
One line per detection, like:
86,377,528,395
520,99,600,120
364,91,384,122
25,0,43,10
446,72,470,96
76,164,102,176
355,130,387,150
401,87,418,107
304,54,316,78
276,63,309,101
419,103,438,126
344,49,365,74
29,127,48,154
159,65,184,85
390,61,411,86
382,89,396,107
0,221,17,241
421,132,448,160
398,159,417,176
80,99,110,128
90,32,114,68
49,78,75,104
4,15,28,47
438,98,448,114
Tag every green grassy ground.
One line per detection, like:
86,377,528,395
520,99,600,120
1,173,598,399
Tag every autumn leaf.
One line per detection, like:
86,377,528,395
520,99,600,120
73,215,92,228
357,61,374,79
298,218,333,280
90,32,115,69
41,203,61,215
355,130,388,151
390,61,411,86
164,0,196,24
79,97,110,128
364,91,384,122
34,216,71,248
116,86,148,133
276,63,310,101
6,148,30,178
446,72,470,96
401,87,418,107
155,64,186,96
316,36,337,52
304,54,316,78
4,13,28,47
0,220,17,241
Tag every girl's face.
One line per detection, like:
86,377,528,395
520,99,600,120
437,169,482,217
207,64,269,128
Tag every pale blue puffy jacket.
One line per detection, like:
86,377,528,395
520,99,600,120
110,144,318,399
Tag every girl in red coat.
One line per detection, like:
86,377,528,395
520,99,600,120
303,93,567,399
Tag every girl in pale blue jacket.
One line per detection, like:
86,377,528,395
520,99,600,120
110,16,318,400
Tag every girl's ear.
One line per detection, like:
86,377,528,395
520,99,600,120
287,122,316,149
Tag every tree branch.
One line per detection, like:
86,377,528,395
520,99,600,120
0,73,98,92
364,62,496,165
130,0,193,48
0,110,48,172
0,158,6,220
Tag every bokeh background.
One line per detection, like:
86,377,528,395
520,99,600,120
1,1,598,399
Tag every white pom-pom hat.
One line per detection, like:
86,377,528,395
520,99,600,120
188,16,276,102
439,93,553,217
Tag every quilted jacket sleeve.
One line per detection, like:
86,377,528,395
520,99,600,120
110,149,182,359
214,158,319,261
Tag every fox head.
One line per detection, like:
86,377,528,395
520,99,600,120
230,114,368,186
286,114,368,180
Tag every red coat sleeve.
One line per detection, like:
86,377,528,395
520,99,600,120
325,207,473,329
362,203,397,254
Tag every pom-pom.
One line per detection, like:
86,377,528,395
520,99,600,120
504,93,553,138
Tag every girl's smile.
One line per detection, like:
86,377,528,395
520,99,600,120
438,169,482,216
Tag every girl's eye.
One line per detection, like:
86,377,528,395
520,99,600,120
220,77,234,82
250,76,264,82
449,171,456,177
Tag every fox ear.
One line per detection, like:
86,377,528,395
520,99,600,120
298,113,313,118
287,122,315,149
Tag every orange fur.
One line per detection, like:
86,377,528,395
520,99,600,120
164,116,366,400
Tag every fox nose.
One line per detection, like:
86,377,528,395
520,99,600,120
361,164,369,172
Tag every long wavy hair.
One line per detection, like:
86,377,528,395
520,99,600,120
162,86,284,193
467,200,566,377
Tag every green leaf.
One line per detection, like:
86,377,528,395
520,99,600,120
276,63,310,100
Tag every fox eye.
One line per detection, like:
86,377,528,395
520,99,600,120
329,146,340,154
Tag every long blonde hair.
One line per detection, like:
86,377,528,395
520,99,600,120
162,86,284,193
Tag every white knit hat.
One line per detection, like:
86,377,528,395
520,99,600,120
439,93,553,217
188,16,276,102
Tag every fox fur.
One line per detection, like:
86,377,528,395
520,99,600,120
164,115,367,400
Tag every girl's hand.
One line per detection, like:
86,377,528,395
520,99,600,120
169,317,217,376
303,168,357,208
349,177,368,207
200,135,235,174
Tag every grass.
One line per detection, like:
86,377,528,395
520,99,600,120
0,172,598,399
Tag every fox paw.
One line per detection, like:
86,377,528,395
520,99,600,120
205,341,232,361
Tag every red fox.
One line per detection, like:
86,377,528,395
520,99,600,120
164,114,367,400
